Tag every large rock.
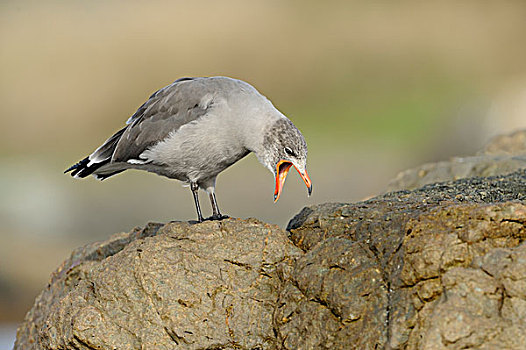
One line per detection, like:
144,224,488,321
15,220,302,350
283,170,526,350
15,170,526,349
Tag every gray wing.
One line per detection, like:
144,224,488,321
109,78,211,163
68,77,218,179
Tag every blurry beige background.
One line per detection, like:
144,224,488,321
1,0,526,344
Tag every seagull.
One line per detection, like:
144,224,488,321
65,76,312,222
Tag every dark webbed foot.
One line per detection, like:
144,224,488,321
206,214,229,221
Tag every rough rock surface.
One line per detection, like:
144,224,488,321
284,170,526,350
15,220,302,350
387,129,526,192
15,169,526,349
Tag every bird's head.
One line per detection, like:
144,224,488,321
260,118,312,202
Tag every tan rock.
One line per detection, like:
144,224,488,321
15,167,526,349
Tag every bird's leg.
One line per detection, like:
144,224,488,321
208,192,229,221
209,192,221,217
190,182,204,223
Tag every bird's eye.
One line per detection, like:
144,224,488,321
284,147,296,157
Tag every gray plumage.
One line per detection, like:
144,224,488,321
66,76,312,221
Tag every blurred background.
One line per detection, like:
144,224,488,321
2,0,526,346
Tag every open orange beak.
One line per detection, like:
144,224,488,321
274,160,313,202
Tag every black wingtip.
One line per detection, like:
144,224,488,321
64,157,90,177
65,156,116,179
64,163,78,174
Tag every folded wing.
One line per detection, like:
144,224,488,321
65,77,211,179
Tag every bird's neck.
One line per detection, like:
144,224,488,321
245,115,284,174
228,96,284,172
